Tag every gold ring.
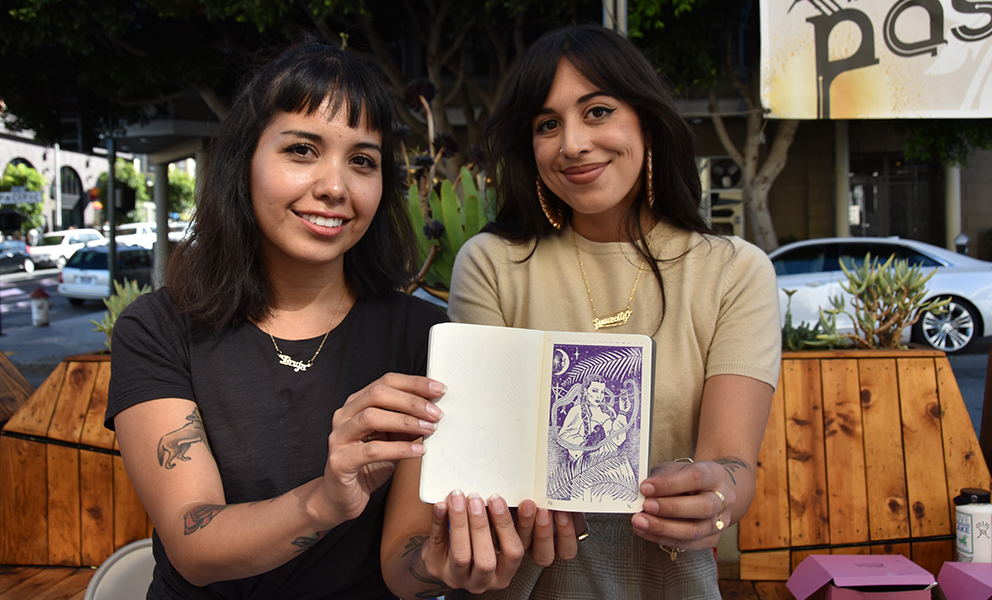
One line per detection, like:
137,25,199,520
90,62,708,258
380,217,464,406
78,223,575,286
576,531,590,542
674,457,693,463
711,489,726,512
658,544,683,561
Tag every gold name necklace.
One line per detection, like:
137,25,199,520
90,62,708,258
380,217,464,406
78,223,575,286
267,284,349,372
572,230,645,330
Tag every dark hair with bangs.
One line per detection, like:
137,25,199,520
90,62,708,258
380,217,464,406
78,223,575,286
482,24,715,292
166,37,416,330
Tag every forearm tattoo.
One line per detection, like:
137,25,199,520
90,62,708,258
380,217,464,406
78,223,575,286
157,408,210,469
291,530,329,553
183,504,227,535
715,458,749,486
404,535,452,599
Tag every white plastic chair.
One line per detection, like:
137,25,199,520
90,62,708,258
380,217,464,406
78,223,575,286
84,538,155,600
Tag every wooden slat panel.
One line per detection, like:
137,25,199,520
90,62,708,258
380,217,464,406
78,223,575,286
79,450,114,567
718,578,761,599
783,349,944,359
2,362,67,436
870,542,911,559
30,568,95,600
784,359,829,547
0,351,34,424
859,358,910,541
936,357,992,510
752,581,795,600
0,567,42,595
0,567,75,600
821,358,869,544
113,455,148,551
739,549,791,581
830,545,870,554
739,369,789,550
0,437,48,564
47,362,98,444
79,360,113,450
898,358,951,538
46,445,81,566
911,539,953,578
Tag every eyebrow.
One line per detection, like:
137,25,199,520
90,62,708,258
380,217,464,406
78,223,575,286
535,90,611,116
280,130,383,154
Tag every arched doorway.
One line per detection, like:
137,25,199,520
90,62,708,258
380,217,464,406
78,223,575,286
59,167,85,228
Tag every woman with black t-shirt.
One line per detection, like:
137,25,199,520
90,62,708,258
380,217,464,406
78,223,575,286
106,39,532,599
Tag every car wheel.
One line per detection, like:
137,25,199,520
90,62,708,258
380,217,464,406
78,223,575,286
912,297,980,354
22,259,34,273
56,256,67,269
67,297,85,307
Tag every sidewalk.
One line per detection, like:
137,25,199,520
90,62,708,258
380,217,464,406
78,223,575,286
0,313,108,388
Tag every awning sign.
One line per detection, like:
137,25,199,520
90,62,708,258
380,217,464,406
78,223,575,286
760,0,992,119
0,190,43,205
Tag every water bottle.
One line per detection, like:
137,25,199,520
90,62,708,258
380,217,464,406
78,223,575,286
955,488,992,562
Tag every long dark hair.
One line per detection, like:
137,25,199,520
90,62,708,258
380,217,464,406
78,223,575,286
483,24,714,292
166,37,415,330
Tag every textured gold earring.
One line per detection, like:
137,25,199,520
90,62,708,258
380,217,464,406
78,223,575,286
646,146,655,208
536,177,563,230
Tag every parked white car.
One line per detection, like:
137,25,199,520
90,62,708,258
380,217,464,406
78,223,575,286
58,244,153,305
28,228,105,269
769,237,992,354
108,222,157,249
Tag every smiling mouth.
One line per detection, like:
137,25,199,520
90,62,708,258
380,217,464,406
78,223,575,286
302,214,344,228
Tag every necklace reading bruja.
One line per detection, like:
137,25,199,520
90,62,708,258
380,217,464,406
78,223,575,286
267,284,349,373
572,230,645,330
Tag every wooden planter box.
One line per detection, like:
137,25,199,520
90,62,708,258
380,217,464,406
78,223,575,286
0,354,151,566
738,349,990,581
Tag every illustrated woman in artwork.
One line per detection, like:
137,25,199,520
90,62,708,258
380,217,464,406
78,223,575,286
384,23,781,599
555,374,638,502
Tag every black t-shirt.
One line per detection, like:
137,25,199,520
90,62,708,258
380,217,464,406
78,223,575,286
107,288,448,600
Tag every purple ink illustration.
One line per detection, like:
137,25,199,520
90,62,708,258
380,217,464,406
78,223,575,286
547,343,642,503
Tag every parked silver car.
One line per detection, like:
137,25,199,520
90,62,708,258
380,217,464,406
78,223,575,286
57,244,153,306
769,237,992,353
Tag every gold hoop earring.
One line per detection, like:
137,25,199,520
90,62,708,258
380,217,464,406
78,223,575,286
537,177,563,230
646,146,655,208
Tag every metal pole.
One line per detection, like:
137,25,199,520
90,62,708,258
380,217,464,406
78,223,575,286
54,143,62,230
834,121,851,237
602,0,628,35
107,139,117,293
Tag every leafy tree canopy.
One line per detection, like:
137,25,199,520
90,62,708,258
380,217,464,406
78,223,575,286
95,159,150,224
167,168,196,218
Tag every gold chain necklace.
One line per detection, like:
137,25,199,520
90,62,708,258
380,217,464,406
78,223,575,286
573,230,645,330
267,284,349,373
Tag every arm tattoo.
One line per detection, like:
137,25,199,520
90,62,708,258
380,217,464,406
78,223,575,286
183,504,227,535
291,530,329,553
404,536,452,599
157,407,210,469
715,458,749,486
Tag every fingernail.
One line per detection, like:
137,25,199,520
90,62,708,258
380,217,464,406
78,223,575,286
519,502,535,518
556,511,571,526
429,380,448,394
468,493,484,515
488,494,507,514
425,402,444,419
640,482,655,496
537,510,551,526
435,502,446,517
631,514,648,531
410,443,424,456
450,489,465,511
420,419,437,431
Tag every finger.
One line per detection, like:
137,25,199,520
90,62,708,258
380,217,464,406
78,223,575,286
341,375,446,422
553,511,578,560
573,512,588,539
487,495,524,582
640,461,717,498
333,405,438,446
445,490,473,576
423,501,451,574
466,493,497,575
514,500,537,548
529,508,555,567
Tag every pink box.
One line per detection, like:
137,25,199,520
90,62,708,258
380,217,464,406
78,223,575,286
787,555,936,600
937,562,992,600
